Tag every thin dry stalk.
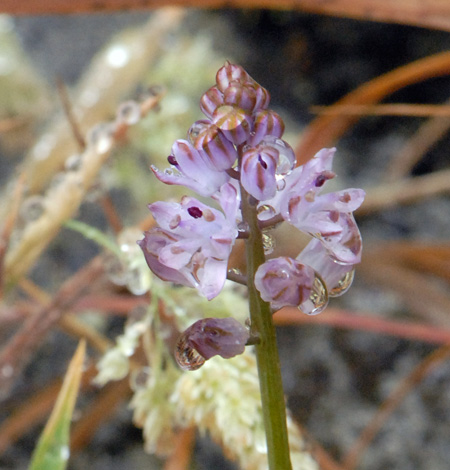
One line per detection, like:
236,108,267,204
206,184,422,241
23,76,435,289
3,89,164,284
70,378,131,453
311,103,450,117
2,0,450,32
359,252,450,327
163,427,196,470
56,77,86,151
342,344,450,470
0,173,25,297
296,51,450,163
0,364,97,456
0,256,104,400
274,307,450,345
356,168,450,215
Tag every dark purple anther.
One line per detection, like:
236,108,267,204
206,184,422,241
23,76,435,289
188,206,203,218
168,155,177,166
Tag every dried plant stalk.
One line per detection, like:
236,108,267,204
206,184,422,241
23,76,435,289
1,0,450,32
296,51,450,163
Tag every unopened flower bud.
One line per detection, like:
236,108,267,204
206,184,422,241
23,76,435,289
200,86,224,119
248,110,285,146
241,145,278,201
194,123,238,171
175,317,249,370
255,257,329,315
212,105,252,145
216,62,251,92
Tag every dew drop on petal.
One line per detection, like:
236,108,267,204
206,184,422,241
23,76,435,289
116,100,141,125
299,272,328,315
175,332,206,371
329,268,355,297
262,232,276,255
20,195,45,222
257,204,276,221
276,176,286,191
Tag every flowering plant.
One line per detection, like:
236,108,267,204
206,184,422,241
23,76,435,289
139,62,365,469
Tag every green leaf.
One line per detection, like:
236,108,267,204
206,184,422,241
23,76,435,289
29,340,86,470
64,219,122,257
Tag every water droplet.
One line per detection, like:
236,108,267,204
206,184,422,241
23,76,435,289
329,268,355,297
32,133,56,161
87,123,115,154
299,273,328,315
105,44,130,68
187,121,208,143
65,153,83,171
257,204,276,221
1,364,13,378
262,232,275,255
126,266,151,295
228,267,242,276
80,88,100,107
49,172,66,190
20,196,45,222
104,254,128,286
276,177,286,191
175,332,205,371
116,100,141,125
130,367,151,390
60,445,70,461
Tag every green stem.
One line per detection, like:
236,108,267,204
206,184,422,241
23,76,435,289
241,186,292,470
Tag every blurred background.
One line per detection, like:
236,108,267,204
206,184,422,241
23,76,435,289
1,5,450,470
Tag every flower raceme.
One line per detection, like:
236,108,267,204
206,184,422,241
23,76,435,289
139,62,365,369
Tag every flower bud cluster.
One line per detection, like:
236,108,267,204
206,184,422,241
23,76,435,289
139,62,365,369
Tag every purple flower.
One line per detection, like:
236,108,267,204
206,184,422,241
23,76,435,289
254,257,316,311
151,139,229,197
259,148,365,264
175,317,250,370
193,122,238,171
212,105,252,145
297,238,355,296
241,145,278,201
248,110,285,146
138,184,239,300
240,136,296,201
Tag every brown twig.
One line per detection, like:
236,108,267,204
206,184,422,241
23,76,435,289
310,103,450,117
2,1,450,32
342,344,450,470
56,77,86,151
0,364,97,456
385,98,450,181
163,427,196,470
0,257,104,401
356,168,450,215
296,51,450,163
359,252,450,327
275,307,450,345
70,377,131,453
98,194,123,234
0,172,25,297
